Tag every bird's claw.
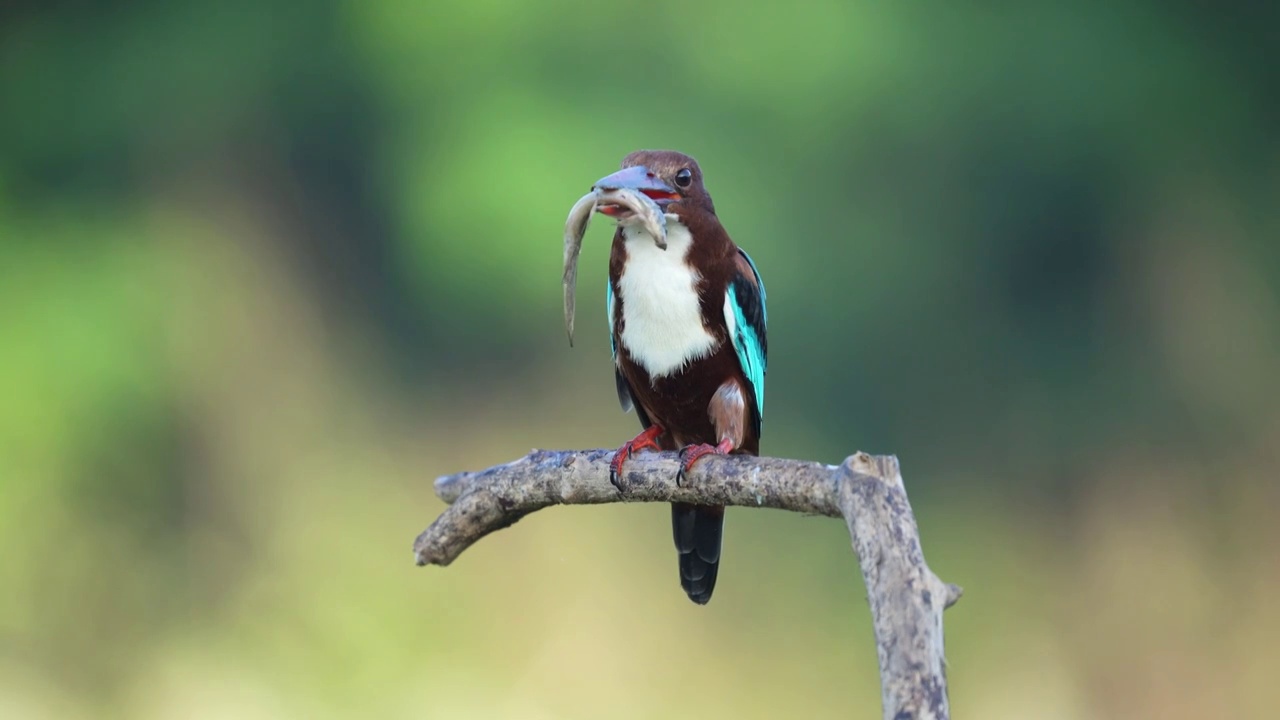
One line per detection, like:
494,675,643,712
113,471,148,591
676,439,733,486
608,452,629,492
609,426,665,493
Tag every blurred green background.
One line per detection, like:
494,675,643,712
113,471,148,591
3,1,1278,718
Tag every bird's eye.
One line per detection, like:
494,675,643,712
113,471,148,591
675,168,693,188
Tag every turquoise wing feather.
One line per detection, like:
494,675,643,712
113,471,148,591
606,279,617,360
726,249,768,435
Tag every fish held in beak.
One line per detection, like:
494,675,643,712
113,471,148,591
562,187,670,346
562,191,597,347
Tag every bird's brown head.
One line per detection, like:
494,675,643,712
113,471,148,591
592,149,715,217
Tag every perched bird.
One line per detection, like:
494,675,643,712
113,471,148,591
592,150,767,605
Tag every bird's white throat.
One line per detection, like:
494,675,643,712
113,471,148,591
616,218,717,378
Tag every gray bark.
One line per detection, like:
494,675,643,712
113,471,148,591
414,449,961,720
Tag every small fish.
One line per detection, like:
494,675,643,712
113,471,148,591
562,191,598,347
598,186,669,251
562,187,670,346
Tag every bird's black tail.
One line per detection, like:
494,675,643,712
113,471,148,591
671,502,724,605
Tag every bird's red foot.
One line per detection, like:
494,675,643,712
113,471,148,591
676,438,734,486
609,425,665,492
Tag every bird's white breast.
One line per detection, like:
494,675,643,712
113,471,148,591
616,219,718,378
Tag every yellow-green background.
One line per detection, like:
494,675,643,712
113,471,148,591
2,2,1277,718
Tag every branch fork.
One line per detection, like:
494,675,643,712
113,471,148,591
415,449,961,720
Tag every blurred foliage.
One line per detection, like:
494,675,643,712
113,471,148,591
2,1,1278,718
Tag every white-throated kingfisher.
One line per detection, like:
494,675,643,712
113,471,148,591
592,150,767,605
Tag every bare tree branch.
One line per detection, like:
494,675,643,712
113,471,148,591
414,449,961,720
839,454,962,720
